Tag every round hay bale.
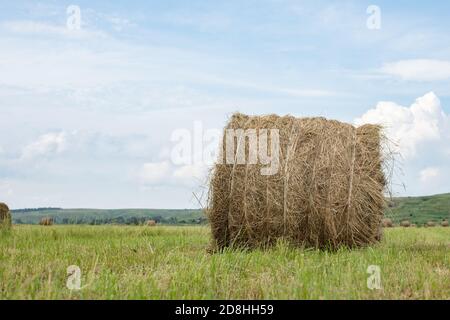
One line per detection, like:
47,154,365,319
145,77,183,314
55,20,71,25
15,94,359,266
145,220,156,226
39,217,54,226
0,202,12,227
441,220,449,227
382,218,393,228
426,221,435,227
400,220,411,227
208,113,387,250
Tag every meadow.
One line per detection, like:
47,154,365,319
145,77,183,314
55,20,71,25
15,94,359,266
0,225,449,299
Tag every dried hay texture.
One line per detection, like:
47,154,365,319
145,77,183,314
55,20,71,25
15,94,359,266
207,113,387,250
382,218,393,228
146,220,157,226
400,220,411,227
441,220,449,227
39,217,54,226
426,221,436,227
0,202,12,227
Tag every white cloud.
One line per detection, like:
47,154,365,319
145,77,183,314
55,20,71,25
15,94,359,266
105,16,133,31
90,11,136,32
206,78,340,98
173,164,208,183
140,162,171,185
0,18,341,101
1,20,106,39
419,167,440,183
355,92,450,196
381,59,450,81
162,12,231,32
0,181,14,197
277,88,338,98
355,92,450,158
140,161,208,187
21,132,68,160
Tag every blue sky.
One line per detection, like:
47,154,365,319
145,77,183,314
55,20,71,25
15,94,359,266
1,0,450,208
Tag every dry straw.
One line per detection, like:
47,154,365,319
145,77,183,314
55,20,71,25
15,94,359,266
426,221,436,227
207,113,388,250
39,217,54,226
400,220,411,227
441,220,449,227
382,218,393,228
0,202,12,228
146,220,157,226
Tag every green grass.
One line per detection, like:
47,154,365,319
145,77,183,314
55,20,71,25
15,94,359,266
0,225,448,299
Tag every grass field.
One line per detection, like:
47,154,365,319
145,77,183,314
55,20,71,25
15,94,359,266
0,225,449,299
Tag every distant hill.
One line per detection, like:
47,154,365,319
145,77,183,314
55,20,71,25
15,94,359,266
10,193,449,226
385,193,450,225
11,208,206,225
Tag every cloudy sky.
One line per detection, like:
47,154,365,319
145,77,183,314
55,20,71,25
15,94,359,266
1,0,450,209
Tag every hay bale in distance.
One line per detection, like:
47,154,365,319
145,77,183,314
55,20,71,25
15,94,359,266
375,226,383,242
145,220,157,226
441,220,449,227
426,221,435,227
208,113,387,250
400,220,411,227
0,202,12,227
410,224,417,228
39,217,54,226
382,218,393,228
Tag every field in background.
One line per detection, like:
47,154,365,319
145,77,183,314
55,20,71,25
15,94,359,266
10,193,450,226
386,193,450,225
11,208,205,225
1,225,449,299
